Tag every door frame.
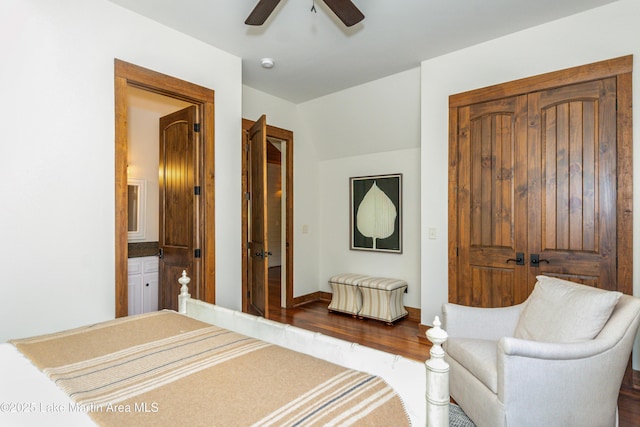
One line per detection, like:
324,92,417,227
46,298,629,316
114,59,216,317
448,55,633,301
241,119,294,311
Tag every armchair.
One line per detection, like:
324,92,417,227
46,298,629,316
442,276,640,427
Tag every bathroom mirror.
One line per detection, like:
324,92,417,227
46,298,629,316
128,178,146,241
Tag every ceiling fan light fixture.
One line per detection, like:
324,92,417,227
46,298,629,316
261,58,275,69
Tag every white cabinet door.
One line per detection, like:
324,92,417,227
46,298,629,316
142,257,159,313
128,257,159,315
128,258,144,316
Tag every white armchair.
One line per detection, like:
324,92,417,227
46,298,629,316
442,276,640,427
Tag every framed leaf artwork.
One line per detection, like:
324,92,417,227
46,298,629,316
350,173,402,253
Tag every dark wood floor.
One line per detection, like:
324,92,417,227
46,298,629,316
619,389,640,427
269,297,430,361
265,267,640,426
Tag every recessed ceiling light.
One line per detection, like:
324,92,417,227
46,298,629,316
260,58,275,69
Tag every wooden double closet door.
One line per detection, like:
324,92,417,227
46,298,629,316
449,56,633,308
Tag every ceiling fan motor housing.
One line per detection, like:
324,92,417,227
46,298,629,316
246,0,364,27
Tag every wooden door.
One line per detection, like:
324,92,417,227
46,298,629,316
248,115,269,317
527,78,617,289
457,95,529,307
241,118,295,313
451,57,632,307
158,105,199,311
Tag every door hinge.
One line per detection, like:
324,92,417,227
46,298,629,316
245,192,251,200
194,249,201,258
194,186,201,195
194,123,201,132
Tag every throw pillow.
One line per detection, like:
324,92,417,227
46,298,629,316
514,275,622,342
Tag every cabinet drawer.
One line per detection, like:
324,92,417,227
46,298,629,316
143,257,159,274
128,258,143,275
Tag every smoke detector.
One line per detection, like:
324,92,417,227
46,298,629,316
260,58,275,69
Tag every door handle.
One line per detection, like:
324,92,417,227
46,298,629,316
254,250,273,259
506,252,525,265
530,254,550,266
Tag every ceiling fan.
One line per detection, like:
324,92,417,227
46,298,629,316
245,0,364,27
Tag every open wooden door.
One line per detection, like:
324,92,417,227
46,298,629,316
158,105,199,311
242,118,295,314
248,115,269,317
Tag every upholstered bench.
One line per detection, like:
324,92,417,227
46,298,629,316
357,277,408,325
327,273,368,317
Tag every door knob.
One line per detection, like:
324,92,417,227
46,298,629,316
530,254,550,266
254,250,273,259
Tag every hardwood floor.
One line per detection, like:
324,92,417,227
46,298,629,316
265,267,640,426
619,389,640,427
269,299,430,361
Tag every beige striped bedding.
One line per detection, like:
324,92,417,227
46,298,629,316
11,311,410,426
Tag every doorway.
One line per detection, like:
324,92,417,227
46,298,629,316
127,88,193,314
114,59,216,317
241,118,294,315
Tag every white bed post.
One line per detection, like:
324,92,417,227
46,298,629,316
178,270,191,314
425,316,449,427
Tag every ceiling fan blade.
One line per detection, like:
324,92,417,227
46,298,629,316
245,0,281,26
322,0,364,27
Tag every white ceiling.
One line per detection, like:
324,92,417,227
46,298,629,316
108,0,617,104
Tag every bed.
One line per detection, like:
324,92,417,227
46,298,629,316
0,271,450,426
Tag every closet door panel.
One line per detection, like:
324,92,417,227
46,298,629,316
457,96,528,307
527,78,617,289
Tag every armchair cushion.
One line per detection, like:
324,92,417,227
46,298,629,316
514,275,622,343
446,338,497,393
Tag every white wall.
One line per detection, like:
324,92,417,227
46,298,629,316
245,68,421,305
0,0,242,342
420,0,640,366
298,68,421,161
318,149,421,308
301,68,421,306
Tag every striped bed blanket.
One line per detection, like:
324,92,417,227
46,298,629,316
11,311,410,426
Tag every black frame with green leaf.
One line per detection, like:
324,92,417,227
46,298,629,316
350,173,402,253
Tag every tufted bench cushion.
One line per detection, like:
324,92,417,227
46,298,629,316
327,273,369,316
357,277,408,324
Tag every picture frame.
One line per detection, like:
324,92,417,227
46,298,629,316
350,173,402,253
